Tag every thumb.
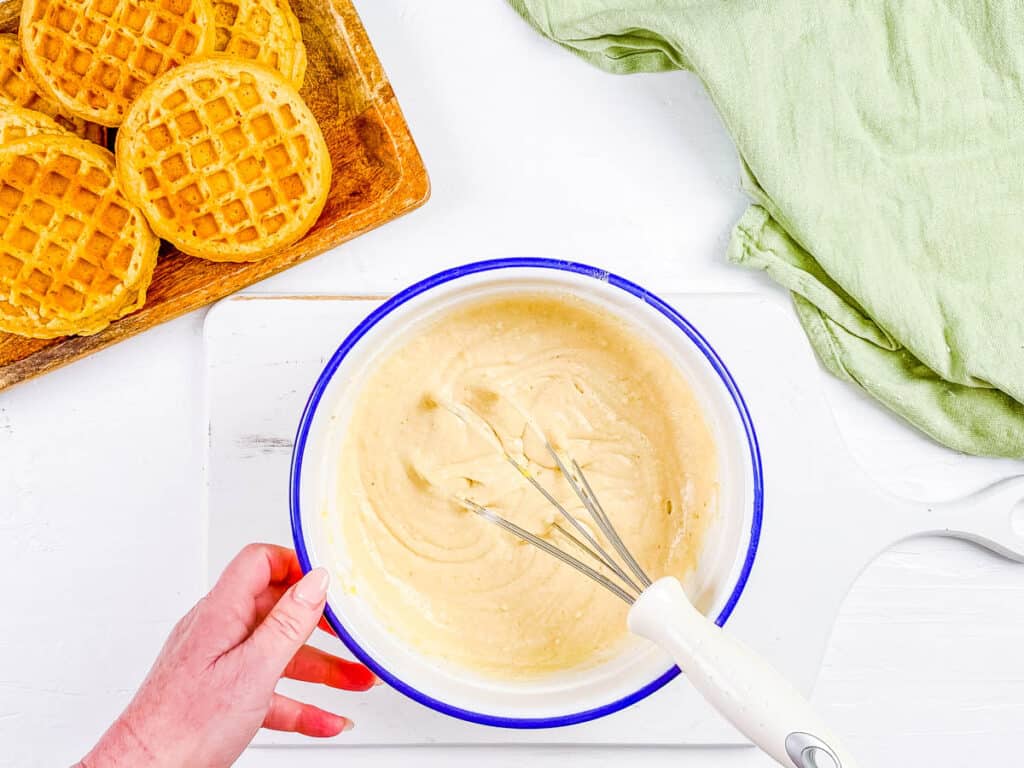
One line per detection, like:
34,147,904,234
246,567,330,676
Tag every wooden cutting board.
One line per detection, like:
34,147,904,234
0,0,429,391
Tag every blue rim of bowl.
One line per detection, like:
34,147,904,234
290,257,764,729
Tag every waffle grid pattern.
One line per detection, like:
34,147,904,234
0,34,105,143
212,0,306,85
0,138,154,335
20,0,213,125
118,63,328,260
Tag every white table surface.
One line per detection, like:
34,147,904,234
1,2,1022,766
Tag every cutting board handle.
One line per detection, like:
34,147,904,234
887,475,1024,563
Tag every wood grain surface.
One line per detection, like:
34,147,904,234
0,0,429,390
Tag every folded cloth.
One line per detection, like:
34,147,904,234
510,0,1024,457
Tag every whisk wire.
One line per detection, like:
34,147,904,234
459,498,637,605
462,445,655,603
503,453,640,592
569,458,653,589
444,397,652,603
543,442,653,590
550,523,643,596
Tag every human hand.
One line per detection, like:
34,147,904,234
79,543,375,768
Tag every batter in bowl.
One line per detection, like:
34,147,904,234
334,292,717,678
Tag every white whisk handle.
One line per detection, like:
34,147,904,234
627,577,859,768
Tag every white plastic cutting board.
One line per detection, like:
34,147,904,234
204,292,1024,747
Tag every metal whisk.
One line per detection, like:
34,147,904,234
460,437,649,605
457,431,858,768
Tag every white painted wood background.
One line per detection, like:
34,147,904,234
1,2,1022,766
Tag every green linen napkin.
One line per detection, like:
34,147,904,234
510,0,1024,457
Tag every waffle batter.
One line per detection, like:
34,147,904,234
335,293,717,678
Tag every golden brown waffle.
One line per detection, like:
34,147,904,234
0,103,67,144
19,0,216,127
213,0,307,87
0,34,106,144
116,59,330,262
0,134,159,338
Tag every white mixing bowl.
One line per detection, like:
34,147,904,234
290,258,763,728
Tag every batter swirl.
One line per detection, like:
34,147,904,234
335,293,717,677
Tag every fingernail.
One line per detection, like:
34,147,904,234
294,567,329,607
341,718,355,732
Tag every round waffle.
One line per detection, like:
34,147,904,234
19,0,216,127
0,34,105,144
0,103,67,144
0,134,159,338
213,0,307,87
116,58,330,262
